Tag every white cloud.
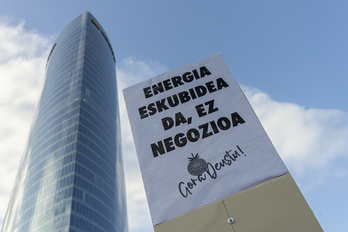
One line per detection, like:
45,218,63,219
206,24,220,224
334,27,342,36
0,17,51,63
0,19,52,229
1,19,348,232
243,86,348,186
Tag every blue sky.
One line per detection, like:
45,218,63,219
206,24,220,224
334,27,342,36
0,1,347,231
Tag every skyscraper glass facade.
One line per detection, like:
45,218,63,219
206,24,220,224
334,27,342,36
1,11,128,232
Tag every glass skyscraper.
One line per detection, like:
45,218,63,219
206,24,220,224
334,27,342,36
2,11,128,232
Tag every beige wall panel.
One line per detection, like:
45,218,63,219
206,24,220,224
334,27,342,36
154,199,234,232
223,173,323,232
154,173,322,232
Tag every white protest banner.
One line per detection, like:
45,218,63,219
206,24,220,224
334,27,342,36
123,54,288,226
